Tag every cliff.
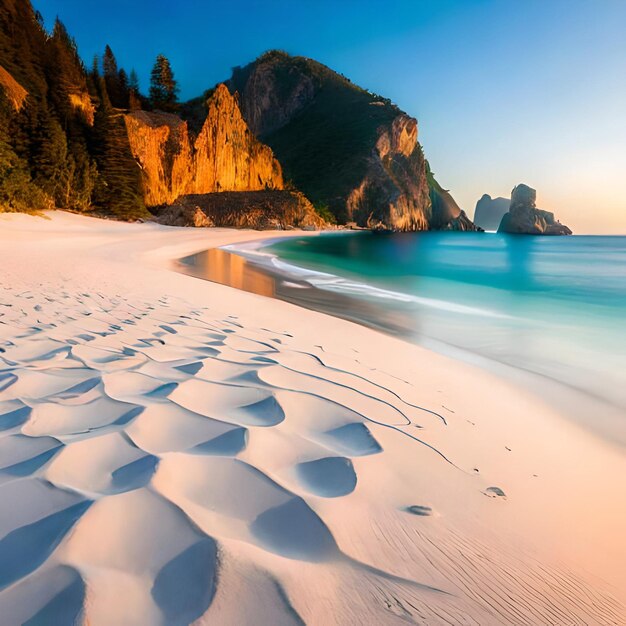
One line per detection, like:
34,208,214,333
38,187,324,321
474,194,510,231
1,2,481,229
0,65,27,111
123,110,192,206
428,166,482,231
345,114,432,230
124,84,283,207
226,51,480,232
156,190,326,229
498,184,572,235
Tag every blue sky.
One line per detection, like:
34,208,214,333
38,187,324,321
34,0,626,233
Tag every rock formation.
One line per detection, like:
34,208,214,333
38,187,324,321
428,169,482,231
67,91,95,125
156,190,326,230
474,194,510,231
124,84,284,207
0,65,27,111
0,0,482,231
345,115,431,230
226,51,480,232
154,203,214,228
498,184,572,235
123,110,193,206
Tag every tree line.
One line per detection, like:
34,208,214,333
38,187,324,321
0,0,180,220
95,45,179,113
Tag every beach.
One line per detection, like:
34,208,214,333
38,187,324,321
1,211,625,625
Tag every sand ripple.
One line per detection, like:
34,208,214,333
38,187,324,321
0,286,623,625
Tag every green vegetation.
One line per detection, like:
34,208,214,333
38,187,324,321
91,76,145,220
149,54,179,112
128,69,142,110
229,51,401,222
0,0,147,219
313,202,336,224
103,45,127,108
0,8,457,228
0,132,52,213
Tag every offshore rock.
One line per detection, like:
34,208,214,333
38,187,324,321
498,184,572,235
124,84,284,207
474,194,510,231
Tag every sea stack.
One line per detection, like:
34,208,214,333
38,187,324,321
498,184,572,235
474,194,510,231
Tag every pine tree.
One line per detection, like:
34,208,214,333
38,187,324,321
0,94,53,213
149,54,179,112
43,18,98,210
102,45,123,107
91,55,100,79
118,68,129,108
32,106,69,204
102,45,118,80
128,69,142,110
0,1,145,217
129,69,140,93
91,76,146,220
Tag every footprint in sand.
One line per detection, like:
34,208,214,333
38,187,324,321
405,505,432,516
483,486,506,498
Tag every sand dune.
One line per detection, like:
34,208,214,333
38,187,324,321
0,212,624,624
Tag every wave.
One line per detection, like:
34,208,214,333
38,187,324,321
223,240,512,320
221,236,626,447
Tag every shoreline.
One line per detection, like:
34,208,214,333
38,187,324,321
179,234,626,450
0,211,624,622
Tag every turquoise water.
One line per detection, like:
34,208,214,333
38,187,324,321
266,232,626,433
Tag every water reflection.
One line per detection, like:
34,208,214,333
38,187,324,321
181,249,275,298
178,235,626,445
179,247,416,337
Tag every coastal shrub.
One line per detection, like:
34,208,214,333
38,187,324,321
313,202,336,224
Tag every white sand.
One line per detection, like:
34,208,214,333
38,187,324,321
0,211,624,625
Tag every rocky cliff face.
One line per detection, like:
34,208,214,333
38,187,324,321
231,58,316,137
345,115,431,230
428,168,481,231
67,91,95,125
226,51,480,232
124,110,193,206
125,84,283,207
157,190,326,230
0,65,27,111
498,184,572,235
474,194,510,231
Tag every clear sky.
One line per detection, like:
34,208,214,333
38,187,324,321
33,0,626,234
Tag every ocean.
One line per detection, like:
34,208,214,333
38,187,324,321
181,231,626,445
